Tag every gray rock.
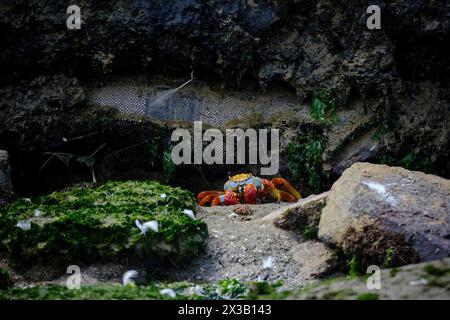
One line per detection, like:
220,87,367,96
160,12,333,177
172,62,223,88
289,258,450,300
261,192,328,236
319,162,450,266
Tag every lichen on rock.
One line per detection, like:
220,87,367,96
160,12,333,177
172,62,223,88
0,180,208,265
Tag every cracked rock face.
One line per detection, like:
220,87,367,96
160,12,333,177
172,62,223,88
0,0,449,193
319,162,450,266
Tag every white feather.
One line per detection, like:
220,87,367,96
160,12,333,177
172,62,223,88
183,209,196,220
409,279,428,286
262,256,274,269
135,219,159,234
16,220,31,231
159,288,176,298
34,209,43,217
122,270,138,286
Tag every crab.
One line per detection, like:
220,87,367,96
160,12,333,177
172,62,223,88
197,173,301,206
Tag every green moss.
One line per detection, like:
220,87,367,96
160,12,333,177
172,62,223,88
302,227,316,239
390,267,399,277
373,114,390,141
321,289,355,300
356,293,379,300
163,148,176,182
310,91,339,125
347,256,359,277
383,247,396,268
0,280,284,300
285,130,327,193
0,267,13,289
423,264,450,277
401,152,432,172
376,150,433,174
0,181,208,264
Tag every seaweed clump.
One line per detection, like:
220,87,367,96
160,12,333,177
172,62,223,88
0,181,208,265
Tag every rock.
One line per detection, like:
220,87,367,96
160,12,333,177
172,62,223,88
0,150,13,193
167,203,337,289
261,192,328,237
0,2,449,193
289,258,450,300
0,181,208,265
318,162,450,267
233,205,253,216
293,241,337,278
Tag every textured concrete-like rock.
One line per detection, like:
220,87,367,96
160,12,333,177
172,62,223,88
261,192,328,236
291,258,450,300
318,162,450,266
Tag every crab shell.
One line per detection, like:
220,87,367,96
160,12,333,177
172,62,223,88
223,174,279,204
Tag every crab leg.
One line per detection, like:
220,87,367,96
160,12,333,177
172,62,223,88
197,191,223,203
271,178,301,201
198,195,218,206
278,190,299,202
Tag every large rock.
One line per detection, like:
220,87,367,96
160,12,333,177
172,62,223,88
261,192,328,237
318,162,450,267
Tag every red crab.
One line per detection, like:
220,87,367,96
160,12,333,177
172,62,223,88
197,173,301,206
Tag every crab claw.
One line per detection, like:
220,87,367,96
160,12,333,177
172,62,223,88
211,191,240,206
244,184,257,204
224,191,241,206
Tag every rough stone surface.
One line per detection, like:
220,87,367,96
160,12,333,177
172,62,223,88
290,258,450,300
0,0,449,190
319,162,450,265
167,204,337,289
261,192,328,234
0,150,14,210
0,150,13,193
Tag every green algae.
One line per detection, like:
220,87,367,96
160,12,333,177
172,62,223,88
356,293,379,300
0,279,283,300
0,181,208,264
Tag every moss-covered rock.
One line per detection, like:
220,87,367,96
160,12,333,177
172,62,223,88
0,181,208,264
0,267,13,289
